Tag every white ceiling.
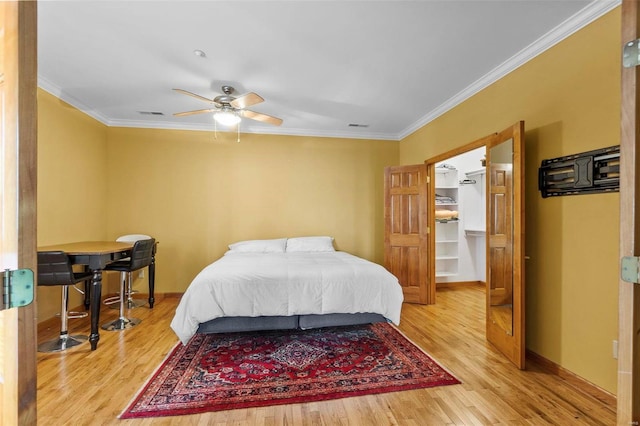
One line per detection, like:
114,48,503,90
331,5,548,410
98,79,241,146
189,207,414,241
37,1,619,141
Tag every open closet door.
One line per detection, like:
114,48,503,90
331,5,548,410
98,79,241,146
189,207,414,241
384,164,431,304
486,121,525,369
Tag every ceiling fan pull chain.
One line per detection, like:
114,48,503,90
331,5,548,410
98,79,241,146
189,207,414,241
237,122,240,143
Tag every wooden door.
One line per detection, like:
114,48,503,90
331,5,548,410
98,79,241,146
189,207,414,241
486,121,525,369
0,2,38,424
488,163,513,307
619,1,640,422
384,164,431,304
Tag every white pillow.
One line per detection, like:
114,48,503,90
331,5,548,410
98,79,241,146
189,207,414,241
228,238,287,253
286,236,335,252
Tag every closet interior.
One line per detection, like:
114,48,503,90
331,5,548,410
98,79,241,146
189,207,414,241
435,146,487,285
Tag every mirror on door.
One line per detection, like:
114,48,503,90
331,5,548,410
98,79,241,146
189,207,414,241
488,137,514,336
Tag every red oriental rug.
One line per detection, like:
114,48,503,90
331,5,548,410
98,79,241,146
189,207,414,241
120,322,460,419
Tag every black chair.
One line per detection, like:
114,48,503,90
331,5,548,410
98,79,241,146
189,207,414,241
37,251,93,352
103,234,153,309
101,238,155,331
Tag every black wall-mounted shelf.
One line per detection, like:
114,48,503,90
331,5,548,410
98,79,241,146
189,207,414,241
538,145,619,198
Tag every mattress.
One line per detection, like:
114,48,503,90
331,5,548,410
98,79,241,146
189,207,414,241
170,251,404,344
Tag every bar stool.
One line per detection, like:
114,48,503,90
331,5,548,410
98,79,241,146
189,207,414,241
103,234,152,309
101,238,155,331
37,251,93,352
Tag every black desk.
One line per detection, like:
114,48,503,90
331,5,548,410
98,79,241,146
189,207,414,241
37,241,158,350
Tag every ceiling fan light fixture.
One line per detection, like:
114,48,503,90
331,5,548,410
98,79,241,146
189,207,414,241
214,110,241,126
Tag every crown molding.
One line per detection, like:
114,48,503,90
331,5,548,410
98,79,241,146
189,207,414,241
37,76,112,125
398,0,621,140
106,118,399,141
39,76,398,141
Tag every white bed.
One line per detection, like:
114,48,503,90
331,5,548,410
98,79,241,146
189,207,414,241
170,237,404,344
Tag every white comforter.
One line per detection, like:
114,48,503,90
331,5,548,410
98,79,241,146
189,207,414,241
170,251,404,344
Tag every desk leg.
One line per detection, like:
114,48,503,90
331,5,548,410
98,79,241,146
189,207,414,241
89,269,103,350
84,266,91,310
148,255,155,309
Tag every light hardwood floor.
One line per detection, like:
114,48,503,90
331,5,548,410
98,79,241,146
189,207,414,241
36,286,615,425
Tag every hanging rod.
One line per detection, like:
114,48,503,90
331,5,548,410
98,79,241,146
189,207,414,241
459,179,476,185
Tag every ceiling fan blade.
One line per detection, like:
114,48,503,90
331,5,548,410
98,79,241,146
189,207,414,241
172,88,218,104
231,92,264,109
173,108,217,117
241,110,283,126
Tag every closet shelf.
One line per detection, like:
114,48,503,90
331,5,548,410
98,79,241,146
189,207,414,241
435,166,456,174
465,168,486,177
464,229,486,237
435,163,459,280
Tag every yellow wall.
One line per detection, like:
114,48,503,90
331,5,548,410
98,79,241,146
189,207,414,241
400,9,621,393
37,90,109,320
37,93,398,316
104,128,398,294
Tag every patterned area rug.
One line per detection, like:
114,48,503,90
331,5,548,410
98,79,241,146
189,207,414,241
120,322,460,419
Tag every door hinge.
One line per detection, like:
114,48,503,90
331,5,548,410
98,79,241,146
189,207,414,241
623,39,640,68
426,176,430,184
1,268,34,310
621,257,640,284
426,226,430,234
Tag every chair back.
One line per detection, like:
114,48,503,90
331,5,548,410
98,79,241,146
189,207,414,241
37,251,77,286
129,238,156,271
116,234,152,243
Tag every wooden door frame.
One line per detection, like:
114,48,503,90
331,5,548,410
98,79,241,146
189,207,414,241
425,133,494,301
425,122,524,370
0,2,38,424
619,1,640,422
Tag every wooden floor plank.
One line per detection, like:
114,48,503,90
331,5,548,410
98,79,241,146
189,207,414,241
36,286,615,425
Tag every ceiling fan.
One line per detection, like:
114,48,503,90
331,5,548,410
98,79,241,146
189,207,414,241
172,85,283,127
